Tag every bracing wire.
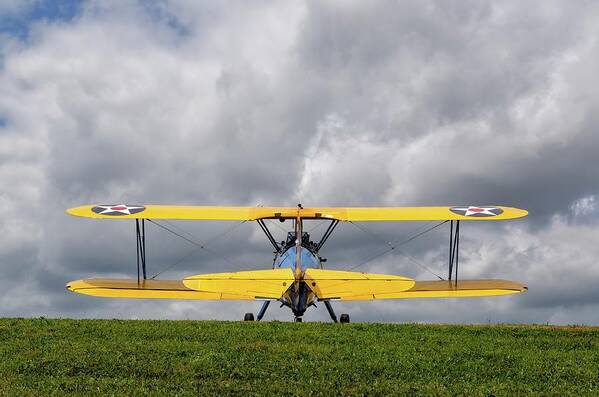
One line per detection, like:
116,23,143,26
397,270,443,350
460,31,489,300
264,219,289,233
305,219,328,233
392,221,448,248
161,219,203,241
161,219,244,248
148,219,204,247
262,219,329,245
147,220,247,279
346,220,448,280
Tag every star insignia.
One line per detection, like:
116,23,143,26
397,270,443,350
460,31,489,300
91,204,146,216
449,206,503,217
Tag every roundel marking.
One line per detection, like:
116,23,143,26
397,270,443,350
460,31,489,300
91,204,146,216
449,206,503,217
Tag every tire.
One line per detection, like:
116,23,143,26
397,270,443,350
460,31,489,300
244,313,254,321
294,317,303,323
340,313,350,324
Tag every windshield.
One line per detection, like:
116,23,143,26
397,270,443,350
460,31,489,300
274,246,320,271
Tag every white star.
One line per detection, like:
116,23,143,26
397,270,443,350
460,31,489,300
452,206,499,216
96,204,144,215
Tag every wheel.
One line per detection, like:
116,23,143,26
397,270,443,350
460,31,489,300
340,313,350,324
294,317,303,323
244,313,254,321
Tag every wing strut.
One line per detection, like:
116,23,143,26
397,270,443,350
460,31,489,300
136,219,147,283
448,220,460,284
315,220,339,252
257,219,280,252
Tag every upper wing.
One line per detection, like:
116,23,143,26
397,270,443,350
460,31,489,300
66,205,295,221
321,206,528,221
67,204,527,221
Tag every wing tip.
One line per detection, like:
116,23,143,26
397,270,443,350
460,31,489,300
462,206,529,221
66,279,87,293
66,205,95,218
511,207,529,219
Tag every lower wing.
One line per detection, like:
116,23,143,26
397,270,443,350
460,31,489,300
66,278,256,300
387,279,528,299
304,269,527,301
304,269,416,300
67,268,294,300
67,269,526,301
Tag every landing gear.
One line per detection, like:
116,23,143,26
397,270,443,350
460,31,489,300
324,300,338,323
256,301,270,321
340,313,350,324
294,317,303,323
244,313,254,321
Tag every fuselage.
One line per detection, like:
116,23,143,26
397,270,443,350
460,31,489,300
273,233,321,317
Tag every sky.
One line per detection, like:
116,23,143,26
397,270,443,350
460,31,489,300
1,0,599,324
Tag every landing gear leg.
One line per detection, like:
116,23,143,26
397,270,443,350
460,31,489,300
256,301,271,321
324,301,338,323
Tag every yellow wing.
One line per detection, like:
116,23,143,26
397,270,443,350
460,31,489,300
182,268,294,299
67,204,527,221
66,278,255,300
68,273,526,301
66,205,294,221
303,269,416,300
304,270,527,301
320,206,528,221
67,268,294,300
386,279,528,299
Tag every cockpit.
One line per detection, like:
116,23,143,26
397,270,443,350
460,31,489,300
273,232,321,271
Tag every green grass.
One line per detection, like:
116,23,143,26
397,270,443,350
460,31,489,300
1,319,598,396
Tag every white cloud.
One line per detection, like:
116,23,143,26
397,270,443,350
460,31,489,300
571,195,597,217
1,0,599,324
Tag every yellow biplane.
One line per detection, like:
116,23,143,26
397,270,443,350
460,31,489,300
66,204,528,322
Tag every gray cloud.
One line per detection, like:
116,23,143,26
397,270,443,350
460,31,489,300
1,0,599,324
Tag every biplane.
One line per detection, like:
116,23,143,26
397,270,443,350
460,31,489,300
66,204,528,323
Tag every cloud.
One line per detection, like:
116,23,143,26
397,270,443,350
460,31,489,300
1,0,599,324
571,195,597,217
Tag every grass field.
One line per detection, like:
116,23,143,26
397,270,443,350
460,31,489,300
1,318,598,396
